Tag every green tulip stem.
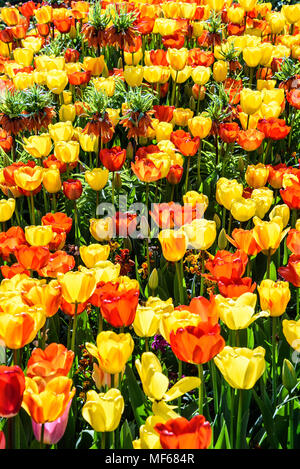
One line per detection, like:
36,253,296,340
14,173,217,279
289,398,294,449
297,288,300,320
197,364,204,416
209,360,218,417
71,302,78,353
101,432,106,450
184,156,191,194
176,261,184,305
227,212,232,236
111,171,115,206
236,389,244,449
178,359,182,416
98,308,103,335
145,337,149,352
200,255,205,297
171,71,178,107
266,250,271,279
197,140,202,188
272,316,278,405
40,423,45,449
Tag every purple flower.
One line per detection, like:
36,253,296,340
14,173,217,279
151,334,170,353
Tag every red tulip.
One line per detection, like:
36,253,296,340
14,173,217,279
99,146,126,172
0,366,25,418
63,179,82,200
155,415,212,449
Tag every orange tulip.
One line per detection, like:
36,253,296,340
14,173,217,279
26,343,74,382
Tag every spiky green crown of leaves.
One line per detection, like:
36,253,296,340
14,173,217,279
110,5,138,32
22,85,54,115
88,1,111,30
206,83,232,123
0,89,26,119
83,82,109,116
274,57,300,82
125,87,155,114
204,10,225,34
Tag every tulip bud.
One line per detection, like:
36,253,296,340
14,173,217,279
123,237,132,253
114,172,122,191
117,57,123,70
282,359,297,392
189,96,196,112
238,157,245,173
148,268,159,292
126,142,134,161
213,213,221,231
218,228,227,250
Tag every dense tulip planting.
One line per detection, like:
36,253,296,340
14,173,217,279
0,0,300,451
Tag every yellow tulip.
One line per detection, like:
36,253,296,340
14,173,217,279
123,66,144,87
158,228,188,262
159,310,201,343
282,319,300,352
191,66,211,85
230,197,257,222
49,122,74,143
82,388,124,432
252,216,290,255
240,88,262,115
182,219,216,250
25,225,53,247
42,168,61,194
251,187,274,219
35,56,65,72
213,60,228,82
282,4,300,24
214,293,269,329
0,198,15,223
23,134,52,159
214,346,266,389
216,177,244,210
59,105,76,123
89,217,113,241
258,279,291,317
86,331,134,374
80,244,110,268
13,73,34,90
167,48,189,71
155,122,173,142
269,204,290,228
172,108,194,127
13,48,34,67
54,141,80,164
46,70,68,95
188,115,212,139
227,6,245,24
245,163,269,189
85,168,109,191
133,305,160,338
82,56,105,76
57,270,96,304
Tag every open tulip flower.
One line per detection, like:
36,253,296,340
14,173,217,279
0,0,299,452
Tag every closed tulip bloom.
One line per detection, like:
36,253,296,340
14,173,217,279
245,164,269,189
13,73,35,91
238,0,257,12
46,70,68,94
226,228,262,256
227,6,245,23
26,343,74,382
85,168,109,191
123,66,144,87
25,225,53,247
167,48,188,71
34,5,53,23
31,400,72,445
267,12,285,34
243,47,263,68
172,108,194,128
82,388,124,432
48,122,74,142
80,244,110,268
252,216,289,255
0,198,15,222
63,179,82,200
158,228,188,262
258,279,290,317
230,198,257,222
79,133,99,153
183,191,209,211
0,306,46,349
240,89,262,116
43,168,61,194
0,366,25,418
214,292,269,330
282,319,300,351
143,66,164,84
86,331,134,374
216,177,244,210
170,67,192,83
170,322,225,364
1,7,20,25
59,105,76,123
237,129,265,151
155,415,212,450
214,346,266,389
82,56,105,76
204,249,248,283
14,166,43,192
13,48,34,67
182,219,216,250
282,4,300,24
57,270,96,304
22,376,75,424
251,187,274,219
188,115,212,139
213,60,228,82
54,141,80,164
191,66,211,85
133,305,160,338
16,245,50,271
23,134,52,159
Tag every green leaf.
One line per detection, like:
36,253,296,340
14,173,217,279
125,364,148,427
120,420,134,449
252,388,281,449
